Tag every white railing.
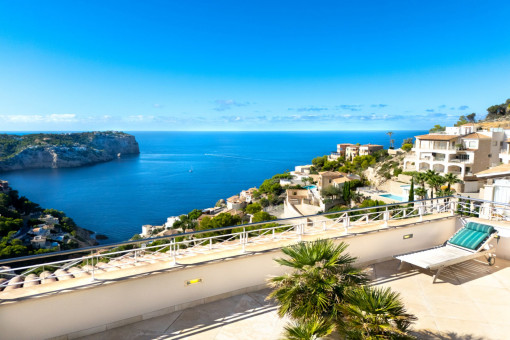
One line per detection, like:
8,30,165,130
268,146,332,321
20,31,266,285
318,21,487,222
1,196,509,292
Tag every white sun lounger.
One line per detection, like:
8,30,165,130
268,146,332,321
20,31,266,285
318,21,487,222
395,222,498,283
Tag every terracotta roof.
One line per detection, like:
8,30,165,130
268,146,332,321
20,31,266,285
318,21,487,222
415,134,459,141
475,164,510,177
360,144,383,147
319,171,343,178
463,133,490,139
332,177,351,184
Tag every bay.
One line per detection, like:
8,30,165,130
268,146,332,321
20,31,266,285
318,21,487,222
0,131,425,243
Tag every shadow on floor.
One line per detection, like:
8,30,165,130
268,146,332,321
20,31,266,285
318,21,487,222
373,258,505,286
412,329,486,340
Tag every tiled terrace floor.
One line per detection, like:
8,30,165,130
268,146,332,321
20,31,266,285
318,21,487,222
79,258,510,340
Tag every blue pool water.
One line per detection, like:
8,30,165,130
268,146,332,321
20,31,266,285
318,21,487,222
0,130,424,243
380,194,405,201
304,185,317,189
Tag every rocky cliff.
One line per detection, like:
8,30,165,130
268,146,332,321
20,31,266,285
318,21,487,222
0,131,140,171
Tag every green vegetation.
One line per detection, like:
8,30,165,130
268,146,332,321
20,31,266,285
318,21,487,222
401,143,413,152
454,113,477,126
269,239,416,339
311,150,389,175
429,124,445,133
0,188,83,259
245,203,262,214
486,99,510,119
0,132,129,161
252,211,276,223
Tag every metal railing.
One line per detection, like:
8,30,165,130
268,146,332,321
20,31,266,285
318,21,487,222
1,196,509,291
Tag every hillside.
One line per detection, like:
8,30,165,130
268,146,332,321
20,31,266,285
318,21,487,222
0,131,139,171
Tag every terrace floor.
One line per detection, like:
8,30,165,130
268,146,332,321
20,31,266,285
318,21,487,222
79,257,510,340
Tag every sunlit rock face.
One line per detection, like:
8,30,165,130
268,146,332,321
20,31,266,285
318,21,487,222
0,132,140,171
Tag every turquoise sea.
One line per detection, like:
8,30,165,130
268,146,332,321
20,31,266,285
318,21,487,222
0,131,426,243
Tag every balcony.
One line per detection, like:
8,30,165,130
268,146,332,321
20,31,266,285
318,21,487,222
449,158,473,164
1,197,510,339
78,258,510,340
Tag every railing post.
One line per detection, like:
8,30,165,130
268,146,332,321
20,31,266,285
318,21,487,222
322,220,326,231
384,207,389,227
450,199,456,216
343,214,350,233
91,255,95,282
272,228,275,239
172,239,176,265
242,227,246,253
419,203,424,222
134,249,137,263
209,238,212,250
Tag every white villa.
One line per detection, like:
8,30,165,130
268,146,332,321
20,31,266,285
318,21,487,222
403,124,509,192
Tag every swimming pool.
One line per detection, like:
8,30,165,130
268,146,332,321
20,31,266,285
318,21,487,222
304,185,317,190
380,193,405,201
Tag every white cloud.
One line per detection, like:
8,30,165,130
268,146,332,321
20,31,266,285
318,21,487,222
0,114,77,123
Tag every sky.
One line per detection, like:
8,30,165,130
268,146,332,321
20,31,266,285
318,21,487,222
0,1,509,131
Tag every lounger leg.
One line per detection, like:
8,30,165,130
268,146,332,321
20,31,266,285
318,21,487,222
432,268,443,283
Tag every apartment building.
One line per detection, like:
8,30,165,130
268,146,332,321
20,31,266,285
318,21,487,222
403,127,505,182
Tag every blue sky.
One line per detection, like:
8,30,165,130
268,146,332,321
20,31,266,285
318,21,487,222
0,1,509,131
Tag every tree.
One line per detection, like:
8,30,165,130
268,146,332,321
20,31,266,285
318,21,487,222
415,187,427,200
413,172,427,189
401,144,413,152
342,182,353,207
429,125,445,133
454,115,468,127
245,203,262,214
408,179,414,202
387,131,394,149
252,211,275,223
321,186,342,200
283,318,335,340
187,209,202,220
425,171,445,199
444,173,461,192
466,113,476,123
338,286,417,339
402,137,414,145
268,239,368,322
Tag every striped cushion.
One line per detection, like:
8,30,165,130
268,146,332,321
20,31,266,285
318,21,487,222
449,228,489,250
465,222,495,234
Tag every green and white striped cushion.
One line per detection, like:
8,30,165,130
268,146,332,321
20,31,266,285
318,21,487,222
448,222,496,250
464,222,495,234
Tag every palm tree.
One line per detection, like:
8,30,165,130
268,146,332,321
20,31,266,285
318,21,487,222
268,239,368,322
387,131,394,149
413,172,427,189
444,173,461,192
283,318,335,340
424,170,439,198
415,187,427,200
338,286,417,339
427,174,446,198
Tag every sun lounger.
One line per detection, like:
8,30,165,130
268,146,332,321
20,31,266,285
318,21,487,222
394,221,498,283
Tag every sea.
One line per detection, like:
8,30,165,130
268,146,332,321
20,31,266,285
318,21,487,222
0,131,426,244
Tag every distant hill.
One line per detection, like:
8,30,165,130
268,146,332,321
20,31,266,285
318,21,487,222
0,131,140,171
